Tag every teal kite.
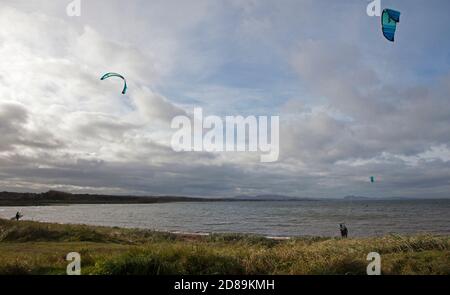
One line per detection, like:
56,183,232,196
370,176,375,183
382,9,401,42
100,72,127,94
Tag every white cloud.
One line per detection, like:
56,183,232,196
0,2,449,198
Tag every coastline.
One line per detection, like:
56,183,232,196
0,190,231,207
0,190,308,206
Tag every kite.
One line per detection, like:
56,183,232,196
370,176,375,183
382,9,401,42
100,72,128,94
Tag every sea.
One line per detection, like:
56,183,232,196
1,199,449,237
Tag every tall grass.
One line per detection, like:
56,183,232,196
0,218,448,275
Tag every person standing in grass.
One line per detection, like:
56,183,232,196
15,211,22,221
339,224,348,238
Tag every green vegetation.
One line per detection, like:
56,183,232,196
0,218,448,275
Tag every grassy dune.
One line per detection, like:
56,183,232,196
0,218,448,275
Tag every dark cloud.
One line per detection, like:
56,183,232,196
0,102,63,151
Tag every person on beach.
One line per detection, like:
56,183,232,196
15,211,22,221
339,224,348,238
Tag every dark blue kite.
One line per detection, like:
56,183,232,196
382,9,401,42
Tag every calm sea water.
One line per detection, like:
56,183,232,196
1,200,449,237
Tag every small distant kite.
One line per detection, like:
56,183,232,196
100,72,128,95
370,176,375,183
381,9,401,42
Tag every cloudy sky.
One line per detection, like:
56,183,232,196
0,0,449,198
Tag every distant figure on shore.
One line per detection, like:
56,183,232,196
339,224,348,238
15,211,23,221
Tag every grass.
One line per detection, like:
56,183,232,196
0,218,448,275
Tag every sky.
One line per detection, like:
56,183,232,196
0,0,449,198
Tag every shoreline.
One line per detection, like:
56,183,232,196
1,217,447,240
0,217,299,240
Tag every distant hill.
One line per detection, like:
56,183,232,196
233,194,307,201
342,195,428,201
0,190,228,206
343,195,369,200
